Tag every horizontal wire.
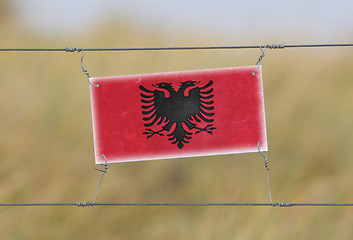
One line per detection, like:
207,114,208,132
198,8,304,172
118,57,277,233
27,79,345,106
1,202,353,207
0,43,353,52
0,203,78,206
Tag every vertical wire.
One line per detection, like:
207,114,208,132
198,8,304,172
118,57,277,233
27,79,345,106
257,142,274,205
252,46,267,75
93,154,108,205
80,49,99,87
266,165,273,205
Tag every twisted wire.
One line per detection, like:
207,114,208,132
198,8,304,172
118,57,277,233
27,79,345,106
257,142,273,205
92,154,108,206
80,49,99,87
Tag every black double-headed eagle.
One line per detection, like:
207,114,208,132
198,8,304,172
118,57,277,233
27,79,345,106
139,80,216,149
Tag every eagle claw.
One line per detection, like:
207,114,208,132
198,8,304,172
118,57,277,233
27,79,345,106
143,128,165,139
195,124,216,135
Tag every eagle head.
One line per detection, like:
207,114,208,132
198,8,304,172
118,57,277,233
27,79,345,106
181,80,200,88
153,82,173,90
152,82,173,98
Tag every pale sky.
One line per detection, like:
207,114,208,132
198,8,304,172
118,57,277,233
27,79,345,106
12,0,353,42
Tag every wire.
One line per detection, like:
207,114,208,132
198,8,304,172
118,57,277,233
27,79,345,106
1,202,353,207
92,154,108,205
0,203,78,206
0,43,353,52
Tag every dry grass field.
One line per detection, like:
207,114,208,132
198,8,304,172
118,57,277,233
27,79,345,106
1,6,353,239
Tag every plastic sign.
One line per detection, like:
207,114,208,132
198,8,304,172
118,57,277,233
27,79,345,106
90,66,267,164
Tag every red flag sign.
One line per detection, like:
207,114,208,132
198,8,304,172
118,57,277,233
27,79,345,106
90,66,267,164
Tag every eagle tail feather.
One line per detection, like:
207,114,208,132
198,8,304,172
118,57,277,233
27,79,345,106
167,122,192,149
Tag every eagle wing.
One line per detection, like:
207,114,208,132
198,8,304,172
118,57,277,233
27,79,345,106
187,80,215,123
139,85,171,127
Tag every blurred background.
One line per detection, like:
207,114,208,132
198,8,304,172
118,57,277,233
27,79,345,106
1,0,353,239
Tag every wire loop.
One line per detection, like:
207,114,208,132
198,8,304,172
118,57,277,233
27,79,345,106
252,46,267,75
252,43,285,75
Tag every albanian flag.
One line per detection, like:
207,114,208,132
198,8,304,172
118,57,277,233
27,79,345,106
90,66,267,164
